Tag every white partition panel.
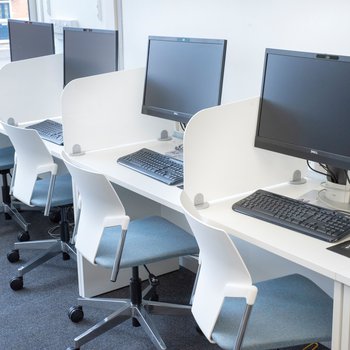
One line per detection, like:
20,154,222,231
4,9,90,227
0,54,63,123
183,98,307,203
62,68,174,154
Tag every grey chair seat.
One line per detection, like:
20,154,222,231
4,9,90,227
212,274,333,350
95,216,199,268
0,146,15,170
30,173,73,207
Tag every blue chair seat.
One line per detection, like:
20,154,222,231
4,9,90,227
30,173,73,208
0,146,15,170
95,216,199,268
212,274,333,350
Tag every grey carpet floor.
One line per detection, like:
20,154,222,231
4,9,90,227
0,210,330,350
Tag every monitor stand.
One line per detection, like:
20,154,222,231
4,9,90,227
299,180,350,213
318,180,350,212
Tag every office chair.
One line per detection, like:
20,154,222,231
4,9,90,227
0,145,15,220
180,191,333,350
61,152,199,350
2,122,75,291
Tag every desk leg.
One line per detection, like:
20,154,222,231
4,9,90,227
332,281,343,350
341,284,350,349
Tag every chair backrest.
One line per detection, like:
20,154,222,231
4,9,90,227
180,191,257,343
1,122,57,206
61,151,129,265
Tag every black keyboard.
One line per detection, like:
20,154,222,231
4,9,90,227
117,148,183,185
26,119,63,145
232,189,350,242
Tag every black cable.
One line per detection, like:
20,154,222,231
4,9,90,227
346,170,350,184
323,164,338,183
307,161,328,177
180,122,186,131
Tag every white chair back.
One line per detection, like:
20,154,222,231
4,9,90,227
2,122,57,206
180,191,257,343
61,151,129,265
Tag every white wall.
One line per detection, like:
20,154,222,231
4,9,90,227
37,0,117,28
121,0,350,103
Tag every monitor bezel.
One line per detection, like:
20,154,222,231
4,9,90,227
63,27,119,87
141,35,227,124
8,19,55,62
255,48,350,171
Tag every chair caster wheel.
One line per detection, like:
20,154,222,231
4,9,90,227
7,249,20,263
10,276,23,291
68,305,84,323
17,231,30,242
4,212,11,220
62,252,70,260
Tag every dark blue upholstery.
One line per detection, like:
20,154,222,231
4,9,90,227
95,216,199,268
212,274,333,350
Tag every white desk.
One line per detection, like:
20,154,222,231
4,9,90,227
182,98,350,350
60,68,350,346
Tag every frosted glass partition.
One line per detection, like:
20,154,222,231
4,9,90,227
0,54,63,124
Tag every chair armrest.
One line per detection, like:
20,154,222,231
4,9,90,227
224,283,258,305
37,162,58,175
44,174,56,216
107,215,130,282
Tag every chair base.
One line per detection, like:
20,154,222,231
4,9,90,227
70,267,191,350
3,202,30,234
8,205,76,290
9,240,76,290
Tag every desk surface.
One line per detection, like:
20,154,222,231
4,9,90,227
68,140,183,212
199,177,350,284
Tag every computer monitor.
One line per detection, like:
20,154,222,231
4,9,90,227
63,27,118,87
8,19,55,62
255,48,350,187
142,36,227,124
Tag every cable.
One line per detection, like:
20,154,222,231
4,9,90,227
323,164,338,183
302,342,318,350
307,161,328,177
345,169,350,184
180,122,186,131
306,161,341,183
47,223,75,239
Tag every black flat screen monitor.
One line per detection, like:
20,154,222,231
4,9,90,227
8,19,55,62
63,27,118,87
142,36,227,124
255,48,350,184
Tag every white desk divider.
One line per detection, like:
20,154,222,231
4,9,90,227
62,67,174,155
61,67,180,297
183,97,307,204
0,54,63,124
